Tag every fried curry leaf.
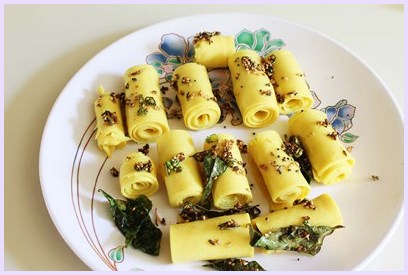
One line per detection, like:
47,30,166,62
201,152,228,203
180,202,261,222
132,215,162,255
250,221,343,256
283,135,313,183
99,189,162,256
204,258,266,271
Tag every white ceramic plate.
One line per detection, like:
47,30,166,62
39,13,403,271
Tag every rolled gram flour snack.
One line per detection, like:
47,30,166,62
193,31,235,69
289,109,355,184
228,49,279,128
119,152,159,199
248,130,311,205
172,63,221,130
263,49,314,114
156,130,203,207
94,86,130,157
124,64,169,143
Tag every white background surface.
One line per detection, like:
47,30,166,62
4,4,404,271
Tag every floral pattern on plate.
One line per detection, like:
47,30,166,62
321,100,358,143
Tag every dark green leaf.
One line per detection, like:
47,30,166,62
250,221,343,256
99,189,127,212
204,258,266,271
132,216,162,256
98,189,162,256
283,135,314,183
180,202,261,222
201,153,228,203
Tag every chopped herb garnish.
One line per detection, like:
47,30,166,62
144,96,156,106
137,107,148,116
98,189,162,256
164,152,185,176
250,220,343,256
205,134,219,143
137,95,157,116
204,258,266,271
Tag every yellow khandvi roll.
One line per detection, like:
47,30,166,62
289,109,355,184
264,49,314,114
94,86,130,157
170,213,254,263
203,133,252,209
248,130,310,204
124,64,169,143
228,50,279,128
193,31,235,69
156,130,203,207
119,152,159,199
172,63,221,130
253,193,343,234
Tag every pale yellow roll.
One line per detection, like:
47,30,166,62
94,86,130,157
253,193,343,234
265,49,314,114
119,152,158,199
204,133,252,209
194,34,235,69
289,109,355,184
124,64,169,143
172,63,221,130
170,213,254,263
248,130,311,204
156,130,203,207
228,50,279,128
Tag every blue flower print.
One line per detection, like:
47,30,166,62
321,100,359,143
146,33,194,82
